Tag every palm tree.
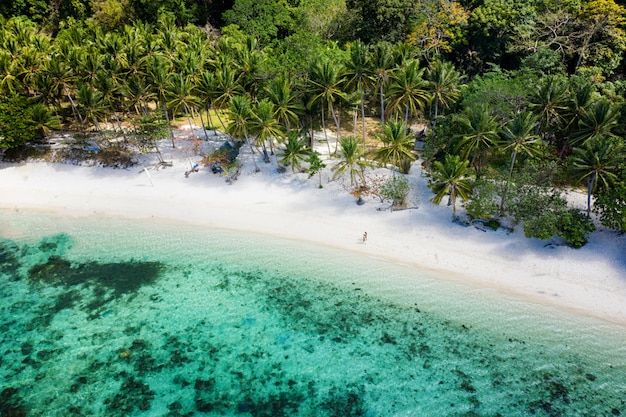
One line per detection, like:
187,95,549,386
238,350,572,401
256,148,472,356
387,59,430,125
29,103,62,140
429,154,473,218
374,119,416,174
499,111,541,211
369,41,395,126
250,99,284,163
226,94,258,171
167,73,201,133
77,83,106,133
308,58,347,155
569,98,619,148
263,74,302,133
570,138,623,216
331,136,373,187
456,104,500,173
344,40,372,142
426,61,462,121
280,132,310,172
527,75,569,143
212,64,245,127
147,55,176,146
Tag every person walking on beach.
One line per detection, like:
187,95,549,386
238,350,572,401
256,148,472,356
363,232,367,244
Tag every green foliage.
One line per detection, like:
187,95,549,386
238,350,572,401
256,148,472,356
506,161,595,247
465,177,500,220
380,175,411,206
429,154,473,216
222,0,295,45
593,176,626,232
280,133,310,173
345,0,416,43
0,94,38,149
332,136,372,187
557,209,595,248
307,150,326,187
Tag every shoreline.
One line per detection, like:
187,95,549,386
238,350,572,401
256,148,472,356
2,146,626,326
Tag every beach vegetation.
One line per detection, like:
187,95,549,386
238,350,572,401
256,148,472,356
380,174,411,207
374,119,417,174
280,132,310,173
307,150,326,188
429,154,473,218
332,135,373,188
1,0,626,239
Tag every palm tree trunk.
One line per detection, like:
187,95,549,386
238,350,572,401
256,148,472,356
586,175,595,217
360,87,366,142
162,102,175,148
321,105,331,157
379,82,386,126
245,133,259,172
329,100,341,154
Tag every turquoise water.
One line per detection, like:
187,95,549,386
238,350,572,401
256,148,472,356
1,210,625,417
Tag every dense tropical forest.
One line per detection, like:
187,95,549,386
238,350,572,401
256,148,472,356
1,0,626,246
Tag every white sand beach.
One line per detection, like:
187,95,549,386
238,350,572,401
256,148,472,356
1,129,625,325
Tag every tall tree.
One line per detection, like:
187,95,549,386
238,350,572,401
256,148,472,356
307,58,347,155
344,40,372,142
331,135,372,187
369,41,395,126
250,99,284,163
374,119,416,174
386,59,430,125
499,111,541,211
226,94,259,171
426,60,463,121
429,154,473,218
570,137,623,216
455,104,500,173
263,73,302,133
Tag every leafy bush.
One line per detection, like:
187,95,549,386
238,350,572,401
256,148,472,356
557,209,595,248
380,175,411,207
465,177,499,220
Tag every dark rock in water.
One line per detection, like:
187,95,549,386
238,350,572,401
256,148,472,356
28,255,164,295
0,387,28,417
0,239,20,274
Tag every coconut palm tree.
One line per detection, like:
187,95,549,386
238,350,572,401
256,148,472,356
374,119,416,174
527,75,569,143
227,94,259,171
308,58,347,155
250,99,284,163
167,73,201,133
386,59,430,125
499,111,541,211
456,104,500,173
77,82,106,133
280,132,310,172
263,73,302,133
344,40,372,142
569,98,619,149
426,60,463,121
331,136,373,187
147,55,176,146
570,138,624,216
29,103,62,140
369,41,395,126
429,154,473,218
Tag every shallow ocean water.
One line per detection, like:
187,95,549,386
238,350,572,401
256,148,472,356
1,209,625,417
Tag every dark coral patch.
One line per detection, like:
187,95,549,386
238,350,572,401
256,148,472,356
28,257,165,296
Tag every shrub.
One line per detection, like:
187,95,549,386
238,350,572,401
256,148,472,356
380,175,411,207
